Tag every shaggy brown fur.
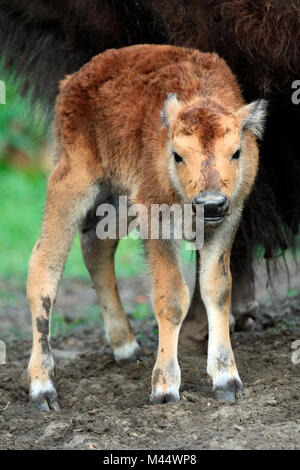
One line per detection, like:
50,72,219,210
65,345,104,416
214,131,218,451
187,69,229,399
209,0,300,93
26,45,266,410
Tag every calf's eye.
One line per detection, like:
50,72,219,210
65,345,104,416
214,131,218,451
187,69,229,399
173,152,184,163
232,149,241,160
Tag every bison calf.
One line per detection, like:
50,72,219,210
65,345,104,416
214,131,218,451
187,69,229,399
27,44,266,411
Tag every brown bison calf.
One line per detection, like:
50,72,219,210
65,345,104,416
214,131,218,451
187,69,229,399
27,44,266,411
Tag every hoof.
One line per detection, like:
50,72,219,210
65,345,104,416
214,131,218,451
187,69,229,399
150,389,180,405
30,379,61,412
236,316,255,332
233,300,258,332
213,377,243,404
114,340,144,364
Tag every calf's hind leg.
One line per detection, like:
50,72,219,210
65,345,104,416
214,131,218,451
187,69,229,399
27,159,98,411
80,217,140,363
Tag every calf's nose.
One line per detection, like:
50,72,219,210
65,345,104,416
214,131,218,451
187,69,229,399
193,190,229,218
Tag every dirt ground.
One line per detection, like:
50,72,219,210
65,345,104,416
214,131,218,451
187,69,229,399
0,260,300,450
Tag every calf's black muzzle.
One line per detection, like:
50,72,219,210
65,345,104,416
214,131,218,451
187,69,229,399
192,190,230,227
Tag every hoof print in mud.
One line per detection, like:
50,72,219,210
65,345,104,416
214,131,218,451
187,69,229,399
150,391,180,405
213,378,243,403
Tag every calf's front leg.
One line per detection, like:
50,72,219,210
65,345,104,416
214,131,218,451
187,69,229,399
27,159,98,411
200,239,243,403
146,240,190,404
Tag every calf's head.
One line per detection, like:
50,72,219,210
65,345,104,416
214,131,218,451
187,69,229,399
162,94,267,226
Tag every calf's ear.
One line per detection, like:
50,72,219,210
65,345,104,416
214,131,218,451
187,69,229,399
236,99,268,139
161,93,182,129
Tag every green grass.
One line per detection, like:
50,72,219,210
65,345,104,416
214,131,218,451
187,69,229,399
131,303,152,321
0,72,48,164
287,287,299,298
0,166,46,283
267,320,297,333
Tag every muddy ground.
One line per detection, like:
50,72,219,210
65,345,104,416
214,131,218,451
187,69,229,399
0,260,300,450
